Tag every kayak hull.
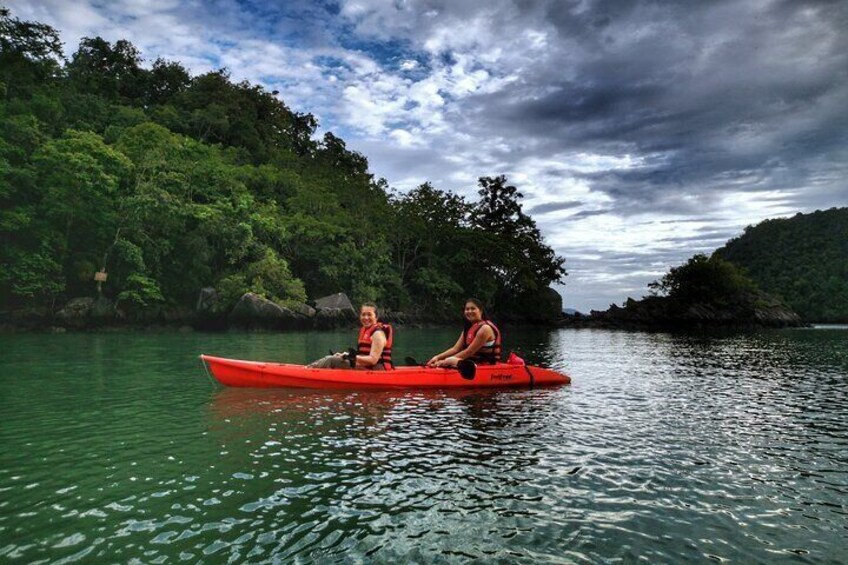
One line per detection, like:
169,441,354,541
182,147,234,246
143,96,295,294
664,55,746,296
200,355,570,389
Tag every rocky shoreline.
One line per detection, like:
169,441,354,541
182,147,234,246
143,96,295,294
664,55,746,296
555,291,807,330
1,287,810,333
0,291,417,333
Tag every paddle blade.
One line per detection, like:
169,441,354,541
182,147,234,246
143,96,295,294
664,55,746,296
457,359,476,380
404,356,419,366
346,347,357,368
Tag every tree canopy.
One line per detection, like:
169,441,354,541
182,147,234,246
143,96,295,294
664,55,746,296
648,253,757,307
714,208,848,322
0,8,566,319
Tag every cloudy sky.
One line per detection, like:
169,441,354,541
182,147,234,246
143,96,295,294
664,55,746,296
12,0,848,311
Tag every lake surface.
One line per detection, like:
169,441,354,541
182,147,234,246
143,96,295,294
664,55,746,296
1,327,846,563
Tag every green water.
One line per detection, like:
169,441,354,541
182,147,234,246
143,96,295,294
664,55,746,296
1,328,846,563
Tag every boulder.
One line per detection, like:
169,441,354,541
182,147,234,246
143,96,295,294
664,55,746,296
380,310,408,324
230,293,298,329
314,306,357,329
196,287,219,313
290,302,316,318
194,287,227,330
314,292,355,315
56,297,95,328
90,296,116,323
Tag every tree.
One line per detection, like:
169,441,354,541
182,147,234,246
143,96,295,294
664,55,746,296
0,10,571,323
387,183,469,311
67,37,144,102
648,253,756,306
470,175,566,294
0,7,64,97
715,208,848,321
33,130,132,297
144,57,191,105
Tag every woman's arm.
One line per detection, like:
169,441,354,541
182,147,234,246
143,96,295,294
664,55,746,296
427,333,464,365
356,330,386,368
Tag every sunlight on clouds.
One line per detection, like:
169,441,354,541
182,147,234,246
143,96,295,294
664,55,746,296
719,190,797,220
389,129,416,147
13,0,846,312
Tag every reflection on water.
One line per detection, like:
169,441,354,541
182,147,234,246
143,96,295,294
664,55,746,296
0,328,846,563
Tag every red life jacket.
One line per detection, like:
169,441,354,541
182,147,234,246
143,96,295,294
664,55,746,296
357,322,394,369
463,320,502,364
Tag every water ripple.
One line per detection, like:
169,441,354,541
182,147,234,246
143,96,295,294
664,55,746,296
1,329,846,562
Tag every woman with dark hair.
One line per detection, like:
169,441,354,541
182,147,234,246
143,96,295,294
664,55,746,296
426,298,502,367
308,302,394,370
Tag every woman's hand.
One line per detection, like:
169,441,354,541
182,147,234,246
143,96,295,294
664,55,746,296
426,356,440,366
434,356,459,367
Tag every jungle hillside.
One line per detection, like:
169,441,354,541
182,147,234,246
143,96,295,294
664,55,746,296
715,207,848,322
0,8,566,325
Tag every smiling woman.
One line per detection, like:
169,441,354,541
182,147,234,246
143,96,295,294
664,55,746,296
427,298,502,367
307,303,394,370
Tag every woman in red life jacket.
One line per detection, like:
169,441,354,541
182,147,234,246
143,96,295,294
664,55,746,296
426,298,502,367
308,303,394,370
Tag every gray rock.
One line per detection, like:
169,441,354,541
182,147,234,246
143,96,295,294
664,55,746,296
230,293,299,329
380,310,407,324
290,302,316,318
314,306,357,329
90,297,116,321
196,287,218,313
314,292,355,314
57,297,95,328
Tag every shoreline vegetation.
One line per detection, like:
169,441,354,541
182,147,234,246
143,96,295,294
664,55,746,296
1,10,841,334
1,10,567,329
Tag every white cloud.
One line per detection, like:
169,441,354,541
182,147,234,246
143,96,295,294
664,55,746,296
10,0,847,312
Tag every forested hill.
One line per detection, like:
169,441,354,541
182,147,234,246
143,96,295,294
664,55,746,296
0,8,565,323
714,208,848,322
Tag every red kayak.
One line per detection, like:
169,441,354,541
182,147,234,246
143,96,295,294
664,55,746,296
200,355,570,389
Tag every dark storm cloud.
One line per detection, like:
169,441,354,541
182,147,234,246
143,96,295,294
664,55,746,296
526,200,584,214
569,208,613,220
658,230,740,244
14,0,845,311
338,0,847,311
460,0,848,215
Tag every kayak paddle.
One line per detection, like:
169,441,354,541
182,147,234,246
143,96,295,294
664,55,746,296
405,356,475,379
457,359,476,380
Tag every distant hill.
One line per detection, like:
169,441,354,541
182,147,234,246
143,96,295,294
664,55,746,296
714,208,848,322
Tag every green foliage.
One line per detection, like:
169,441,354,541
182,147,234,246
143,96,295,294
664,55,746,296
715,208,848,321
67,37,144,102
216,249,306,308
648,253,757,306
117,273,164,307
0,7,567,321
0,8,63,98
1,246,65,300
470,175,566,302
